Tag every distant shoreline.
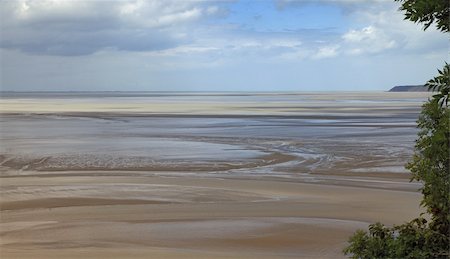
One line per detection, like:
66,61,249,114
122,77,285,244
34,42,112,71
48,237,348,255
389,85,429,92
0,89,429,96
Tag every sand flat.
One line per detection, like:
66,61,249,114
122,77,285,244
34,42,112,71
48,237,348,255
1,173,422,258
0,92,427,258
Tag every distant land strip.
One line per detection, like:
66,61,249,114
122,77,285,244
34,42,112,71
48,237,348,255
389,85,429,92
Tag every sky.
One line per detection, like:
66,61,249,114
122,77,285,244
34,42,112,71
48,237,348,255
0,0,448,91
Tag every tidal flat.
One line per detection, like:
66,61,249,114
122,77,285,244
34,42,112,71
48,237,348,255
0,92,431,258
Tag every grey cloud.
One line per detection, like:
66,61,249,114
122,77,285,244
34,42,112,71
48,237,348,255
0,0,220,56
1,27,182,56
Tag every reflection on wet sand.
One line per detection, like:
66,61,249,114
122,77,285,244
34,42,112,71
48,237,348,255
0,92,429,258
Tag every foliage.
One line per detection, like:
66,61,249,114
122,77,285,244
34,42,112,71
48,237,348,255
395,0,450,32
396,0,450,106
426,63,450,106
344,99,450,259
396,0,449,105
343,219,449,259
407,98,450,233
344,1,450,258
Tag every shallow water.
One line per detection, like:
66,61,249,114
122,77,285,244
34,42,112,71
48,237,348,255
0,93,429,258
0,91,430,178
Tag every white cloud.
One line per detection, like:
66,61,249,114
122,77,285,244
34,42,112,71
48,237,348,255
342,26,396,54
313,45,340,59
274,1,447,59
343,26,375,42
342,5,448,55
147,45,220,57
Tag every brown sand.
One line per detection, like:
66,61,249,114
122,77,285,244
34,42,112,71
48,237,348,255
0,92,427,258
0,172,422,259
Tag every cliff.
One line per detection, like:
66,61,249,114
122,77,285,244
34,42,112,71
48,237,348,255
389,85,429,92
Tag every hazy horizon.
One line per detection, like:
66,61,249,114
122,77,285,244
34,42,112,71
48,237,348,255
0,88,424,93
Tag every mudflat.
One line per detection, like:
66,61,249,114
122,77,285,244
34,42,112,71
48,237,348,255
1,174,422,258
0,92,428,258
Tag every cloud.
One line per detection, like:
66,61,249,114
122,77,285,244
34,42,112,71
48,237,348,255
313,45,340,59
0,0,221,56
340,5,448,57
275,0,447,58
354,7,448,53
1,0,447,92
342,26,396,54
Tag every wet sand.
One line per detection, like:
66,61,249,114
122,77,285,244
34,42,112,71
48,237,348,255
0,92,428,258
1,174,422,258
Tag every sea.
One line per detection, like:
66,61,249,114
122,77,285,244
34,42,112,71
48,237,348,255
0,91,431,187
